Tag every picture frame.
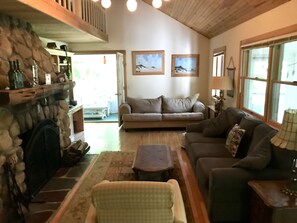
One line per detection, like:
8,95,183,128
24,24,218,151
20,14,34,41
132,50,165,75
171,54,199,77
226,57,235,97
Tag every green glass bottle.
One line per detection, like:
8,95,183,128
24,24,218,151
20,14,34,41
66,64,71,80
8,61,17,90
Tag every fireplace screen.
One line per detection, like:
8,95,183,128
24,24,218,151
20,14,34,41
19,119,61,198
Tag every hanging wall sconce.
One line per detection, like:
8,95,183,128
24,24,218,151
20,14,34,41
103,56,107,64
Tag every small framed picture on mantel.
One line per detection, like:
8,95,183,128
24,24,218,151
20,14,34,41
171,54,199,77
132,50,165,75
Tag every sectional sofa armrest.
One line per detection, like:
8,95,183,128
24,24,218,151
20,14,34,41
209,167,291,199
209,167,290,190
119,103,131,115
186,119,212,132
210,168,255,191
193,100,205,112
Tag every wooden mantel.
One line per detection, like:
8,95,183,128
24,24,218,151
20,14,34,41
0,81,74,106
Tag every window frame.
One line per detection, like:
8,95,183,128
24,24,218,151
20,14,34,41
212,46,226,96
239,30,297,128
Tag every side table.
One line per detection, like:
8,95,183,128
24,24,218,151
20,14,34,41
207,105,219,118
248,180,297,223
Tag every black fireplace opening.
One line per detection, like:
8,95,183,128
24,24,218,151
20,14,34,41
19,119,61,199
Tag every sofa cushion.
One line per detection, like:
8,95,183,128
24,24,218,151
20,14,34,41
186,119,212,132
162,93,199,113
202,107,246,137
185,132,226,145
203,110,229,137
122,113,162,122
233,124,276,170
225,124,245,157
236,115,264,158
233,135,272,170
127,97,162,113
225,107,246,129
186,142,231,167
162,112,204,121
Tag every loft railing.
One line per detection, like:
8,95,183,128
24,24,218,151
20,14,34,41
54,0,106,33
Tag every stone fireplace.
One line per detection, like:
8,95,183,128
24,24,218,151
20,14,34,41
0,14,73,222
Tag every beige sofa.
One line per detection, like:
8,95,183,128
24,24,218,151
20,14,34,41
119,94,205,130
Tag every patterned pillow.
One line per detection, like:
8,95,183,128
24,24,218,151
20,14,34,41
225,124,245,157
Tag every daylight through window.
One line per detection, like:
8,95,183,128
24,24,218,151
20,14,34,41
240,37,297,126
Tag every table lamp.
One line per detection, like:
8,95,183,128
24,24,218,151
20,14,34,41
271,109,297,196
209,76,233,112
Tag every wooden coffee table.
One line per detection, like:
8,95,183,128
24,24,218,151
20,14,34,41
132,144,174,181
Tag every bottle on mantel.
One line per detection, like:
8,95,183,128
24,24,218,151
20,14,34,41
66,64,71,80
8,61,17,90
32,60,39,86
15,60,24,88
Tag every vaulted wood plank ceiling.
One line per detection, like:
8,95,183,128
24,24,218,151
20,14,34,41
0,0,291,43
143,0,291,38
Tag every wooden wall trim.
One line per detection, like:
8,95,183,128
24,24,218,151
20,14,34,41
240,23,297,46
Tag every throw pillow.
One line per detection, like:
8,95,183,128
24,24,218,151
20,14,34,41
233,135,272,170
190,93,200,104
225,124,245,157
161,93,199,113
127,96,162,113
236,115,263,157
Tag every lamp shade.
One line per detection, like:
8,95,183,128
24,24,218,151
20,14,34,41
271,109,297,150
210,76,233,90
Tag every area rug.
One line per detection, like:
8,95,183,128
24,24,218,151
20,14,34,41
51,151,194,223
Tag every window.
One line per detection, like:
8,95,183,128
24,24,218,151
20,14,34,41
240,38,297,126
212,47,226,96
271,41,297,123
242,47,269,116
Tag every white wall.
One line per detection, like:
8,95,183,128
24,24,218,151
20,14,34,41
210,0,297,108
70,1,209,103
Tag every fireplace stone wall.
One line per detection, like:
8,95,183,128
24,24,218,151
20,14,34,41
0,13,73,222
0,14,58,88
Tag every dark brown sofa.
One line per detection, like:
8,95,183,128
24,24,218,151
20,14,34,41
185,107,297,223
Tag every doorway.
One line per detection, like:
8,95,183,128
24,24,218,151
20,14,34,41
72,53,122,123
